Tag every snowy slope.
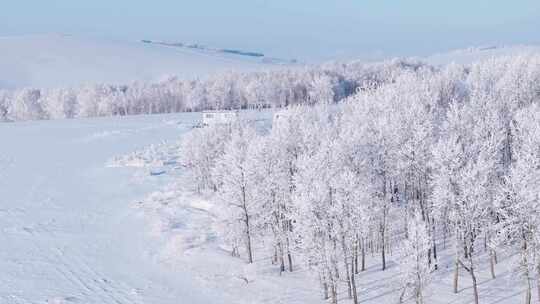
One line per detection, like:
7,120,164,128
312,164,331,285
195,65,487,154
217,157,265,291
425,45,540,65
0,113,228,304
0,34,276,89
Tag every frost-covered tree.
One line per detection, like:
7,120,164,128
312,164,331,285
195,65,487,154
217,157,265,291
307,73,335,105
432,97,503,304
7,88,43,121
179,124,232,192
137,53,540,304
292,106,342,304
398,214,434,304
213,124,259,263
0,90,10,121
42,88,77,119
497,104,540,304
248,133,296,273
76,85,102,118
294,135,341,303
0,56,431,122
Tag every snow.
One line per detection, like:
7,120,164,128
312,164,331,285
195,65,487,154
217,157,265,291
134,169,323,304
0,111,532,303
2,34,538,91
0,113,217,303
117,108,529,304
0,110,309,304
425,45,540,65
0,34,276,89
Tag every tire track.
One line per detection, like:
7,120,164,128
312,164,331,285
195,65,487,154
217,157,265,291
20,226,97,303
57,246,140,304
40,220,139,304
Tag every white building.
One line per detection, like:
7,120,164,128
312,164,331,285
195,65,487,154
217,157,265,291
202,110,239,126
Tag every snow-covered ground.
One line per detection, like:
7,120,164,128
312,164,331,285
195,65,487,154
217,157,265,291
0,111,530,304
2,34,539,90
0,34,276,89
0,113,222,304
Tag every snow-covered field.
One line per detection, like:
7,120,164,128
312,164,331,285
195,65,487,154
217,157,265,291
0,113,216,304
1,34,539,90
0,34,275,89
0,111,531,304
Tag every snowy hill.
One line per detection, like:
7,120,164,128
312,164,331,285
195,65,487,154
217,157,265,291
425,45,540,65
1,35,538,90
0,34,277,89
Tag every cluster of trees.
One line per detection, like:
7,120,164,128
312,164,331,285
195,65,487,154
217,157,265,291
0,59,424,122
178,54,540,304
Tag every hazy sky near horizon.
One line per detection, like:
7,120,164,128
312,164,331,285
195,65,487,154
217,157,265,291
2,0,540,61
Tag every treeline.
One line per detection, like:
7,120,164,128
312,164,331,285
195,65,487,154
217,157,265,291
0,59,424,122
178,54,540,304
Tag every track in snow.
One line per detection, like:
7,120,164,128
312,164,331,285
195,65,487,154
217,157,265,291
0,113,214,304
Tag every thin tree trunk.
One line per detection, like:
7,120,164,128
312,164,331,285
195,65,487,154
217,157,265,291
432,219,438,270
416,285,423,304
241,185,253,264
399,285,409,304
330,275,338,304
360,241,366,271
279,243,285,273
350,261,359,304
245,224,253,263
381,233,386,271
344,261,352,299
341,236,352,299
489,249,496,279
470,261,479,304
287,250,293,272
285,219,294,272
453,251,459,293
443,221,448,249
536,264,540,304
523,239,532,304
353,236,359,274
381,174,387,271
272,245,277,265
525,273,532,304
331,286,338,304
334,260,340,280
321,274,329,300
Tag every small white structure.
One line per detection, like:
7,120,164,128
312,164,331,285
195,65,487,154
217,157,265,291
202,110,239,126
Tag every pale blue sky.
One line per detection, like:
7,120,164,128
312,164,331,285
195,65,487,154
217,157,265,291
2,0,539,61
